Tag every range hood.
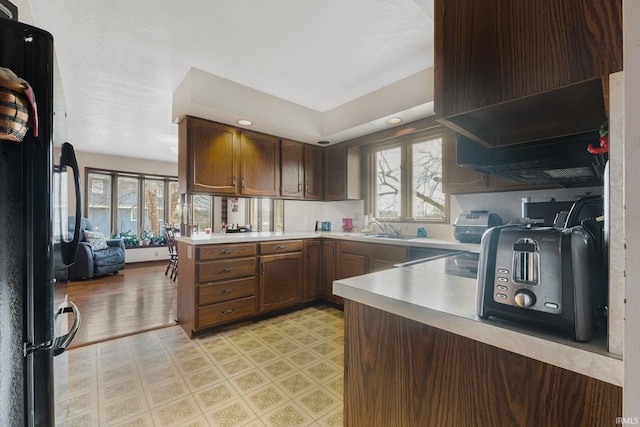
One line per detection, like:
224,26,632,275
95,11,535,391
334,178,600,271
456,131,608,187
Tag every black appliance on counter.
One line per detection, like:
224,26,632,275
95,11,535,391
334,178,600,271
476,225,607,342
456,131,608,187
1,18,81,426
453,210,502,243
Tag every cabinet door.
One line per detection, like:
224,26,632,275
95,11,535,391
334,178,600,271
186,117,238,194
435,0,622,117
324,144,347,200
280,139,304,198
304,144,324,200
240,130,280,196
336,252,367,280
322,240,339,303
259,253,303,312
304,240,323,301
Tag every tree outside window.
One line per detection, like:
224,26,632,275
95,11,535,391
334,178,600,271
372,135,444,221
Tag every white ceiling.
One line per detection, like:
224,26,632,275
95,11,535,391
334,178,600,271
23,0,435,162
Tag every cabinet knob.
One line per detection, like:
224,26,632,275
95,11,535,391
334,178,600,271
276,245,287,250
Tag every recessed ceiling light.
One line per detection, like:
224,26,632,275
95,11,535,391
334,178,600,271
387,117,402,125
317,140,330,145
237,119,253,126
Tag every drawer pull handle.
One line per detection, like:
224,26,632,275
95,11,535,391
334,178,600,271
222,289,235,293
222,249,236,254
222,309,234,314
276,245,287,249
222,267,235,272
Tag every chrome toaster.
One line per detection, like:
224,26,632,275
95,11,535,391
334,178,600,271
476,225,607,342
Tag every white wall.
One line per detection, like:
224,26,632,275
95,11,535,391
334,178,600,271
284,199,364,232
624,0,640,418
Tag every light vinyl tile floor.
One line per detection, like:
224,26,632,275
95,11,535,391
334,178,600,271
55,305,344,427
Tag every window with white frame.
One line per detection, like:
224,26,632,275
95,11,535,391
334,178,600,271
369,132,445,222
86,169,182,243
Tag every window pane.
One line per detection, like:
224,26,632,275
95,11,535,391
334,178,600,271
143,179,165,235
273,199,284,231
117,176,138,236
375,146,402,218
87,172,112,236
168,181,180,225
412,138,444,219
192,195,212,229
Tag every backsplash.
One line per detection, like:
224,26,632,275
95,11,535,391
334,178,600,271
452,186,604,225
284,199,364,232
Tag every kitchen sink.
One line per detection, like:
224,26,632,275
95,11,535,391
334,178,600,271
362,234,416,240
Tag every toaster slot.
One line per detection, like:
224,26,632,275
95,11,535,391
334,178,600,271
513,238,539,285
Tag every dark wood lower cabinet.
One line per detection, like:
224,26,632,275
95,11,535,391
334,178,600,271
344,300,622,427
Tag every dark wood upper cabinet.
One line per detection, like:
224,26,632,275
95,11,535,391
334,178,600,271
304,144,323,200
434,0,622,147
179,116,238,194
280,140,324,200
280,139,304,198
239,130,280,196
324,144,347,200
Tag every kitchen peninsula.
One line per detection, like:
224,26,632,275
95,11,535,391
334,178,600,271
334,261,622,426
174,231,478,337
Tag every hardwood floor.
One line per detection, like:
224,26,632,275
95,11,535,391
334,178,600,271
55,261,177,349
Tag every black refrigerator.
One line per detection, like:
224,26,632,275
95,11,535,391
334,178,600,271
0,17,81,426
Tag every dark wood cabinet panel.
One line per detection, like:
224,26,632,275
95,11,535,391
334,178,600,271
197,296,256,329
336,253,367,281
304,239,323,301
198,243,256,260
324,144,347,200
280,139,304,198
240,130,280,196
259,253,304,313
260,240,303,255
322,240,341,304
304,144,323,200
344,301,622,427
179,117,238,194
434,0,622,146
337,240,407,276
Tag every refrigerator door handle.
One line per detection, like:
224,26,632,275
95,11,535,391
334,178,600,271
58,142,82,265
52,301,80,356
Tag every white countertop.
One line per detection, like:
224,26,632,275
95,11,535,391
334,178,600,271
175,231,480,251
333,264,623,386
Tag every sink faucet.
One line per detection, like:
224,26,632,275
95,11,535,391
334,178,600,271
387,223,401,237
370,218,387,235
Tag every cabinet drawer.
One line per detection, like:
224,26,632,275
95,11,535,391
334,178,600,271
197,296,256,329
198,277,256,305
260,240,303,255
198,243,256,260
198,258,256,282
